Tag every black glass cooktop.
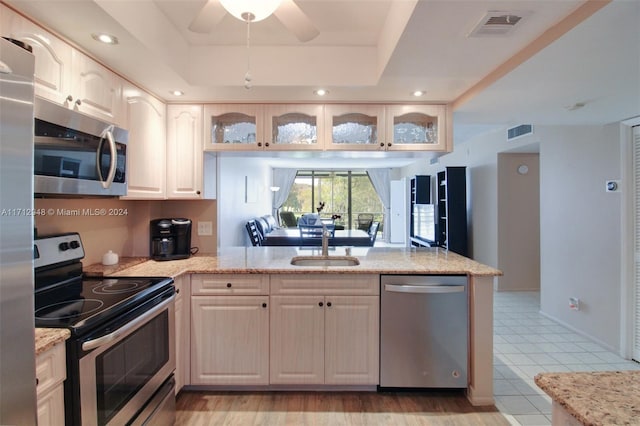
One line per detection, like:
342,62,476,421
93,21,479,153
35,276,173,335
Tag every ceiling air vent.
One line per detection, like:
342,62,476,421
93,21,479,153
507,124,533,141
468,11,529,37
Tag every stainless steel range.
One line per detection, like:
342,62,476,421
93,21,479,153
34,233,176,426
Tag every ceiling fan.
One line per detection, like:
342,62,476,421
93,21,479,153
189,0,320,42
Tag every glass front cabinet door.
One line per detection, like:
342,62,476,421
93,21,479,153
204,104,265,151
324,104,384,151
264,104,324,150
385,105,448,151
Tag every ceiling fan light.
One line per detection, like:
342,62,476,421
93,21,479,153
220,0,282,22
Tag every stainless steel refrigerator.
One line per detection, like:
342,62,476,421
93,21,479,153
0,37,37,425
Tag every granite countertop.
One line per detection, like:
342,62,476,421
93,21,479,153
84,247,502,278
35,328,70,355
535,371,640,426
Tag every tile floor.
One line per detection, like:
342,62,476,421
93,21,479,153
492,291,640,426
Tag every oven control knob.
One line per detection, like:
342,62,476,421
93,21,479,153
69,240,80,249
59,242,69,251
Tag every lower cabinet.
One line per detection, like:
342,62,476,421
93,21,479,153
269,274,379,385
174,274,190,394
270,295,379,385
36,343,66,426
187,273,379,387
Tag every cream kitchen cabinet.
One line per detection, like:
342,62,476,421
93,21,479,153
36,343,66,426
190,274,270,385
2,6,72,106
324,104,385,151
265,104,324,150
2,5,124,125
269,274,379,385
174,274,190,394
120,86,166,199
71,51,124,126
385,104,449,151
166,105,204,199
204,104,265,151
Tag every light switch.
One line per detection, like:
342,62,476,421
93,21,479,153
197,221,213,236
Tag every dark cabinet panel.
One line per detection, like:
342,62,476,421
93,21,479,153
436,167,468,257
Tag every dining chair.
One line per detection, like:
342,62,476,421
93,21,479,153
356,213,374,231
368,221,380,246
245,220,262,246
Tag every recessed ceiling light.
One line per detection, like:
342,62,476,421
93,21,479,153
91,33,118,45
170,90,184,96
314,89,328,96
412,90,425,97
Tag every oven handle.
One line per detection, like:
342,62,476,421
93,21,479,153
82,293,175,351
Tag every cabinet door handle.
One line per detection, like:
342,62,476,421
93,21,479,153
387,142,392,147
257,142,262,147
318,301,323,307
262,303,267,308
326,301,332,307
176,288,180,294
226,283,232,288
196,190,201,195
379,142,384,147
265,142,270,147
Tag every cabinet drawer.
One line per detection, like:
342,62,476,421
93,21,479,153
191,274,269,295
36,343,66,397
270,274,379,295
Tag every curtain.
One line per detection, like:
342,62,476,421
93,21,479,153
272,168,297,223
366,168,391,242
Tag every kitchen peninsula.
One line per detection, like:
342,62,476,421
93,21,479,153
81,246,501,406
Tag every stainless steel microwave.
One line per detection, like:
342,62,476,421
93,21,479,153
34,98,128,196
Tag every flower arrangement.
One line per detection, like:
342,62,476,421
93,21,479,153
316,201,325,213
331,214,341,220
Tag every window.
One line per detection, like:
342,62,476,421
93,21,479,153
281,170,383,230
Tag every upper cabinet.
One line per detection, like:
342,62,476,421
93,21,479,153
204,103,450,153
264,104,324,151
166,105,204,199
324,104,384,151
71,51,124,126
204,104,265,151
120,86,166,200
2,6,124,126
385,104,448,151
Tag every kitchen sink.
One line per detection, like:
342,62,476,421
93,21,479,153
290,256,360,267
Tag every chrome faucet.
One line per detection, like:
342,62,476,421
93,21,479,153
321,223,330,256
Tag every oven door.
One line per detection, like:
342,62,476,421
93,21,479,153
78,292,175,426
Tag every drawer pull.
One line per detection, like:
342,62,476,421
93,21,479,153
226,283,232,288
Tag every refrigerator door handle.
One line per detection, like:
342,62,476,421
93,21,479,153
384,284,465,294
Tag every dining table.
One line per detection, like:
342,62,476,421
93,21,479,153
262,228,373,247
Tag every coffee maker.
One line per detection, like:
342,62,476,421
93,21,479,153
150,218,192,260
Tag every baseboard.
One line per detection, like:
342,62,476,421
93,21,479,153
538,310,619,354
466,385,495,406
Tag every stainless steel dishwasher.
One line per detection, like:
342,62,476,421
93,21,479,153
379,274,468,388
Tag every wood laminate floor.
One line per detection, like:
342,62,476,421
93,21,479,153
175,390,510,426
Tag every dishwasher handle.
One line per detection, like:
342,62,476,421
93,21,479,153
384,284,465,294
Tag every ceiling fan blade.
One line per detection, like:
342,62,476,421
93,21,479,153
188,0,227,33
274,0,319,42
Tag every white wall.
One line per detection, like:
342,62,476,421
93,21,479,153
539,124,623,351
400,123,627,352
217,156,273,247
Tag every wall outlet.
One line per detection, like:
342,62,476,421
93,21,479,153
569,297,580,311
197,221,213,236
